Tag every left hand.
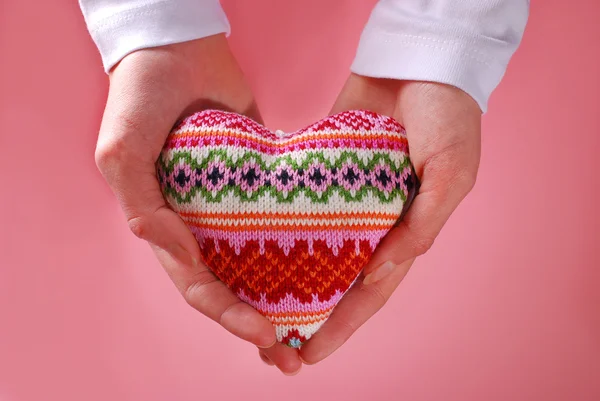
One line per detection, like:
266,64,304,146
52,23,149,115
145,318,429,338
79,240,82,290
289,74,482,364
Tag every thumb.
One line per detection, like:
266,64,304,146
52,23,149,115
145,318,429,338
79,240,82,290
363,141,479,283
363,86,481,281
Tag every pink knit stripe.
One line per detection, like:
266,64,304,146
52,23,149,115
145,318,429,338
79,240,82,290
166,136,408,155
237,290,348,314
189,227,390,256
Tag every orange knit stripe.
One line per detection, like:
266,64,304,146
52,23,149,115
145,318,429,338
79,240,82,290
257,307,335,319
170,130,407,146
266,315,329,325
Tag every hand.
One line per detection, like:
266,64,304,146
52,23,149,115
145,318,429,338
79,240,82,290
296,74,482,364
95,34,302,374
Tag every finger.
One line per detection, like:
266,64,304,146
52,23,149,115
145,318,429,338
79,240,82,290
96,39,277,347
98,130,277,347
329,77,479,276
309,78,481,363
259,343,302,375
301,159,478,362
320,121,478,357
301,115,479,362
152,245,277,348
363,133,479,280
97,150,200,267
362,178,468,280
299,258,415,364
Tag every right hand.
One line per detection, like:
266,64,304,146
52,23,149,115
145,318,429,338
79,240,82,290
95,34,302,374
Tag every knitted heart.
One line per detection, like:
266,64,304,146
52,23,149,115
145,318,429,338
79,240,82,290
157,109,417,348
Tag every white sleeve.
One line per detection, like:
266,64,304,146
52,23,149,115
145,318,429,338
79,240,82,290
351,0,530,112
79,0,230,73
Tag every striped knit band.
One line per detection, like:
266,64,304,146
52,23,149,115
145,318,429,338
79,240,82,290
158,109,417,347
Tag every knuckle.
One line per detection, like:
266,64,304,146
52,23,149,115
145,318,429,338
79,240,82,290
412,236,436,256
332,318,357,341
423,163,477,210
421,139,478,197
94,137,127,173
400,218,436,256
454,169,477,195
183,272,218,307
359,285,389,311
183,281,201,308
191,269,219,288
127,216,150,240
218,302,240,326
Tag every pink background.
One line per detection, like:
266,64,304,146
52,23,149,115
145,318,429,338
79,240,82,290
1,0,599,400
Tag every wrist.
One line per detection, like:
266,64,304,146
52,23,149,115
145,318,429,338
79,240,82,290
108,35,259,124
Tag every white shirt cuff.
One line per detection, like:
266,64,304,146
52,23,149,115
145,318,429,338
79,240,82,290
351,0,529,112
79,0,230,73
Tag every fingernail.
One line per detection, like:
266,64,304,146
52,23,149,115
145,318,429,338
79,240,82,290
166,243,193,266
257,339,277,349
363,261,397,285
167,244,201,269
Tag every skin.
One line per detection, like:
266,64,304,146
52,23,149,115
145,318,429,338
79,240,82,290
260,75,482,368
96,35,481,374
95,34,302,375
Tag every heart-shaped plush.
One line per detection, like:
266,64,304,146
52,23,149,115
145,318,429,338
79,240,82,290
157,109,417,348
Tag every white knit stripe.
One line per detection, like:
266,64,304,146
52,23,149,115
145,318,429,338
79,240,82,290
167,191,405,216
275,322,327,341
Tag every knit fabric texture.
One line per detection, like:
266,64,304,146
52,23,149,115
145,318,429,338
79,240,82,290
157,109,417,348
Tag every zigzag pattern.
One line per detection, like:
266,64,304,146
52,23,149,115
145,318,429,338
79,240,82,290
157,149,413,204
